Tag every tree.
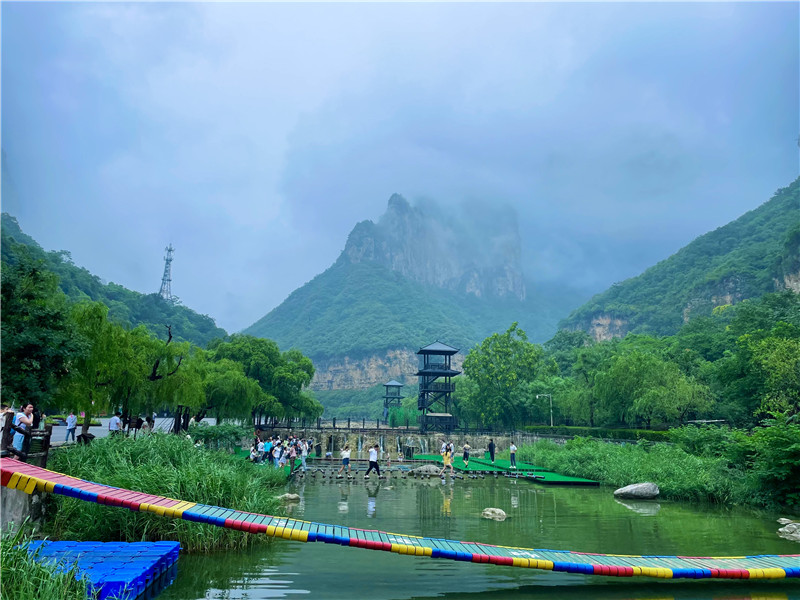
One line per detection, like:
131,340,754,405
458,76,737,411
461,323,544,428
56,302,130,433
208,335,320,423
596,350,713,428
202,358,265,422
1,251,80,411
748,335,800,418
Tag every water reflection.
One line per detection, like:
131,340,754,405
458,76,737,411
161,477,800,600
366,481,380,518
337,484,349,514
615,498,661,516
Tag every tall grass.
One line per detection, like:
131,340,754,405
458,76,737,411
46,433,287,553
1,526,92,600
517,438,754,505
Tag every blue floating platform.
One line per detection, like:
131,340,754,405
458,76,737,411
25,540,180,600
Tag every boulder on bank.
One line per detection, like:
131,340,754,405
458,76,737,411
613,483,660,500
277,493,301,504
481,508,507,521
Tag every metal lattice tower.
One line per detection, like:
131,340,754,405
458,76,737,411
158,244,175,303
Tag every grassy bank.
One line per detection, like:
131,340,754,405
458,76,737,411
516,438,751,505
516,420,800,509
45,433,287,552
1,527,91,600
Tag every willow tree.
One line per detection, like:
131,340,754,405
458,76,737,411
56,302,129,433
208,334,320,424
202,358,267,422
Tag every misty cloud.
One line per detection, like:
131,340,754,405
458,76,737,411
2,2,797,331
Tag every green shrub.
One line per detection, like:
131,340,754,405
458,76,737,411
1,526,92,600
46,433,287,552
45,416,101,426
747,416,800,508
668,425,739,457
188,423,251,452
522,425,669,442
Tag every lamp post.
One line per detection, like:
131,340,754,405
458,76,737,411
536,394,553,427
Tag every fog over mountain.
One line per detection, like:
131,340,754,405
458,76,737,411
2,2,797,332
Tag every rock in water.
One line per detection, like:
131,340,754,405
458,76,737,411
277,493,301,504
413,465,441,475
613,483,660,500
481,508,507,521
778,522,800,542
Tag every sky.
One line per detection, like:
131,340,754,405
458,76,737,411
2,2,798,333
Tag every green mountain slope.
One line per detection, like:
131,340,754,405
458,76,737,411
560,178,800,337
2,213,227,346
244,256,585,361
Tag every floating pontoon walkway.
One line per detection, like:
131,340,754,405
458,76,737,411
412,454,599,484
3,458,798,581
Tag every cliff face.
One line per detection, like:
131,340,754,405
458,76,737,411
586,315,631,342
342,194,526,301
310,348,465,391
561,178,800,341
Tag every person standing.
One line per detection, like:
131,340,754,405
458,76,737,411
438,444,454,476
65,411,78,442
300,439,309,472
488,439,496,464
462,441,471,467
337,445,351,477
11,404,34,457
365,444,381,478
265,438,273,463
108,411,122,436
256,438,265,463
272,441,282,467
509,442,517,469
278,442,288,470
287,442,297,473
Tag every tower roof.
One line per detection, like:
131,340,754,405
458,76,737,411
417,341,459,355
384,380,403,387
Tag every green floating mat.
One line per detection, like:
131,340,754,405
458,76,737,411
525,472,599,486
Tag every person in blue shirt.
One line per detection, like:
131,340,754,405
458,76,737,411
65,411,78,442
12,404,34,456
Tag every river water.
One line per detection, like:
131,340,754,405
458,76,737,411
161,472,799,600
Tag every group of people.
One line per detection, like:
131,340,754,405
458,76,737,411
438,439,471,475
337,443,398,478
250,434,313,473
438,438,518,473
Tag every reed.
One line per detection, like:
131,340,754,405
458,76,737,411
0,526,91,600
517,438,751,505
46,433,287,552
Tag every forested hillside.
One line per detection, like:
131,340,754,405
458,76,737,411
561,178,800,338
244,257,584,361
1,213,227,346
245,193,587,368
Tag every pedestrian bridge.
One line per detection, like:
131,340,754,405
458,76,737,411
2,458,798,581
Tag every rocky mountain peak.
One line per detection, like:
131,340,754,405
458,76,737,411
342,194,526,301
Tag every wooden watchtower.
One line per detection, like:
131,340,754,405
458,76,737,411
416,341,460,432
382,380,404,422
